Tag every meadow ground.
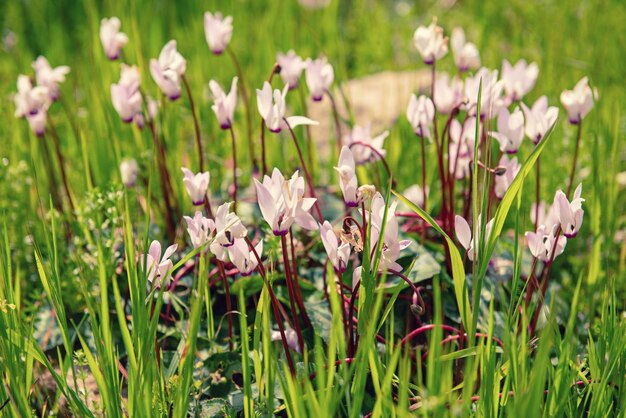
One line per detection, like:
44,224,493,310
0,0,625,416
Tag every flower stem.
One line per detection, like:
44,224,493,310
290,230,310,327
38,135,63,212
566,121,582,197
284,118,324,221
259,64,281,177
47,119,75,213
535,157,541,230
217,260,234,351
326,89,343,153
228,125,238,213
226,47,257,171
281,235,305,354
348,141,396,187
182,75,204,172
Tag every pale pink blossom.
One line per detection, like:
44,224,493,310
454,214,494,261
139,240,177,288
228,238,262,276
490,107,525,154
184,211,216,249
13,75,50,136
319,221,351,273
335,146,360,207
464,68,505,119
342,123,389,165
449,117,481,180
434,74,464,114
209,77,238,129
526,225,566,262
531,201,559,230
254,168,318,236
560,77,597,124
413,17,448,64
521,96,559,144
277,50,306,90
398,185,429,211
450,27,480,71
407,94,435,140
368,193,411,272
305,57,334,101
256,82,318,133
501,59,539,103
120,159,139,187
204,11,233,55
181,167,210,205
494,155,521,199
32,56,69,101
99,17,128,60
111,64,143,124
150,40,186,100
210,202,247,261
555,184,584,238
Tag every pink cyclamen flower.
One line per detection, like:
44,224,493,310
501,59,539,103
407,94,435,140
305,57,334,101
335,146,360,207
99,17,128,60
181,167,210,205
319,221,351,273
398,184,429,211
14,75,50,136
210,202,247,261
531,201,559,230
204,11,233,55
434,74,464,115
140,240,177,288
525,225,566,262
368,193,411,272
490,107,525,154
277,50,306,90
256,82,317,133
150,40,186,100
521,96,559,144
120,159,139,187
111,64,143,124
184,211,216,250
494,155,521,199
228,238,262,276
343,123,389,165
32,56,70,101
455,214,494,261
450,27,480,72
464,68,505,120
555,183,584,238
270,327,301,353
413,17,448,65
254,168,318,236
449,117,480,180
209,77,238,129
560,77,597,125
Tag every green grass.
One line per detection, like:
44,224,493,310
0,0,625,416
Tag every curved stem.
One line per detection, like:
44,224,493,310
226,47,256,171
281,235,305,354
228,125,238,213
348,141,396,187
182,75,204,172
283,118,324,221
217,260,233,351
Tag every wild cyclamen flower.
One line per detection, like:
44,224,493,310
560,77,597,125
407,94,435,140
434,74,464,114
254,168,318,236
335,146,360,207
140,240,177,288
521,96,559,144
398,184,429,210
449,117,480,180
184,211,216,249
455,215,494,261
210,202,247,261
501,59,539,103
228,238,262,276
526,225,566,262
305,57,334,102
209,77,238,129
531,201,559,230
277,50,306,90
14,75,50,136
494,155,521,199
450,27,480,72
490,107,525,154
256,82,317,133
270,327,301,353
368,193,411,272
204,11,233,55
181,167,210,205
99,17,128,60
413,17,448,65
343,123,389,165
555,184,584,238
319,221,351,273
120,158,139,187
32,56,70,101
111,64,143,124
464,67,505,119
150,40,186,100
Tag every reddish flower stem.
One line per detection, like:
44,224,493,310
281,235,305,354
182,75,204,172
228,125,238,213
217,260,234,351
